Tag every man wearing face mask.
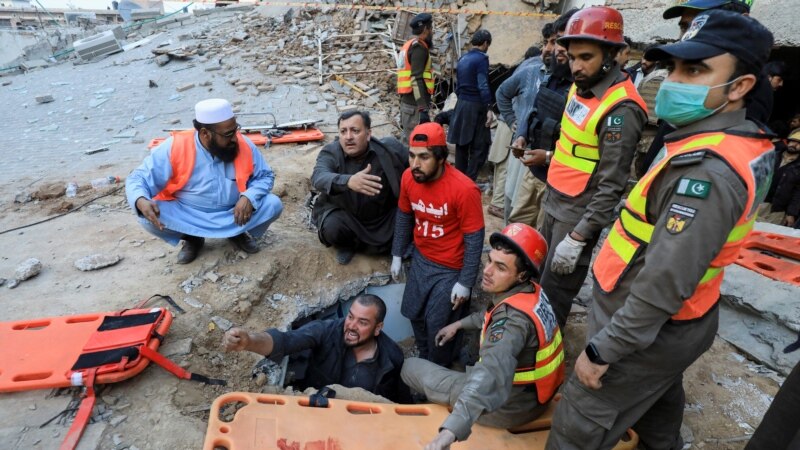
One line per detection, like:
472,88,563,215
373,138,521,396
126,99,283,264
529,7,647,330
640,0,768,175
398,13,435,143
547,11,775,449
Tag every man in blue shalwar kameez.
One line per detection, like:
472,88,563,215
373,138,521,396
126,98,283,264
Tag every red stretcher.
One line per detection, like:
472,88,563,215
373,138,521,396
735,230,800,286
0,306,225,450
147,128,325,150
203,392,639,450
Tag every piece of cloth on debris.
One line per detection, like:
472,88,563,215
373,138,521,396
126,133,283,245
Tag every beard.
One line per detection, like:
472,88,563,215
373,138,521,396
550,58,572,81
574,67,607,91
207,139,238,162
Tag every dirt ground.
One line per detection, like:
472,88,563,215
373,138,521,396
0,124,782,449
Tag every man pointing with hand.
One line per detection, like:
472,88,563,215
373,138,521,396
311,110,407,264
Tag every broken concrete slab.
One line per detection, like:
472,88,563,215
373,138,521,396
160,337,193,357
155,54,171,66
15,258,42,281
74,254,122,272
35,94,54,104
718,222,800,376
481,0,551,67
176,83,195,92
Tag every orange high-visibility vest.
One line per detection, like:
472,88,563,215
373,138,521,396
548,78,647,197
592,131,775,321
397,38,434,95
153,130,254,201
480,288,564,403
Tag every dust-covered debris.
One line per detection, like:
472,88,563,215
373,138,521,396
74,253,122,271
15,258,42,281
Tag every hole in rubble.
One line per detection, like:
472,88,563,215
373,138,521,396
290,284,413,343
217,400,248,423
279,284,415,390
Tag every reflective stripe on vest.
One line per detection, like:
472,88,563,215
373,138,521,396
479,289,565,404
548,78,647,197
592,131,775,321
153,130,254,201
397,38,434,95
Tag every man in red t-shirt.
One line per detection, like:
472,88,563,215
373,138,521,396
391,122,486,367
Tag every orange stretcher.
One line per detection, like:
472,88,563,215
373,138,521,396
204,392,638,450
147,128,325,149
735,230,800,286
0,307,225,450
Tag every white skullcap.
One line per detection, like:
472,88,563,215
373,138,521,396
195,98,234,124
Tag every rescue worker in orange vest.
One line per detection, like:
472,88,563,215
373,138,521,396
537,6,647,330
126,99,283,264
402,223,565,450
398,12,435,144
547,11,775,449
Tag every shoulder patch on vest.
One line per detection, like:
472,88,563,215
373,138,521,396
670,150,706,167
607,114,624,130
490,318,507,329
489,329,505,343
666,203,697,234
675,178,712,199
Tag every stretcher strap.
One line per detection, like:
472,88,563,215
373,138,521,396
138,345,226,386
98,311,161,331
59,369,97,450
72,346,139,370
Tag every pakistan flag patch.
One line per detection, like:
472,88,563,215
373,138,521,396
675,178,711,199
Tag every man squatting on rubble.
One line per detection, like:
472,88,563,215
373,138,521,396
398,12,435,143
223,294,407,403
403,223,565,450
126,99,283,264
311,110,407,265
547,10,777,449
391,122,485,367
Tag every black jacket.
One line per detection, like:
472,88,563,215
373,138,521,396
311,137,407,228
766,142,800,217
266,318,408,403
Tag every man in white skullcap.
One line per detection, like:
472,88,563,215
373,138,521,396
126,99,283,264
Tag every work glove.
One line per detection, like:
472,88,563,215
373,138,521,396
450,282,470,310
391,256,403,282
418,109,431,124
550,235,587,275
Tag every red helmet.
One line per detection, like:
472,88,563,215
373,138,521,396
557,6,626,48
489,223,548,278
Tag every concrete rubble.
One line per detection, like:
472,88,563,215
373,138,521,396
74,254,123,271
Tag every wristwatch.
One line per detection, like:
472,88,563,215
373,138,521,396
585,343,608,365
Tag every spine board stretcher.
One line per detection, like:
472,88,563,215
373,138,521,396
734,230,800,286
0,308,224,450
204,392,639,450
147,128,325,149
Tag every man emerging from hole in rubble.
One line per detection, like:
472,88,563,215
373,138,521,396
222,294,408,403
402,223,564,450
126,98,283,264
